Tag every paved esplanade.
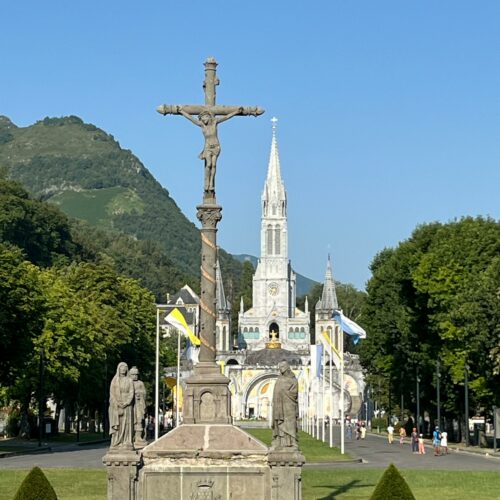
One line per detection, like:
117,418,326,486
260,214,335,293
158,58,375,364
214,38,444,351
2,434,499,470
322,431,500,471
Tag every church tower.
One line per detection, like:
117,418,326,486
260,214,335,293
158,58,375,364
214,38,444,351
238,118,310,351
215,259,231,352
315,255,341,350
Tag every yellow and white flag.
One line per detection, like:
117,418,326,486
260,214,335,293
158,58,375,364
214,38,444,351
164,308,201,346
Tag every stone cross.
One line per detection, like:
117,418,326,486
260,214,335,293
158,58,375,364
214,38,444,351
157,57,264,203
157,58,264,366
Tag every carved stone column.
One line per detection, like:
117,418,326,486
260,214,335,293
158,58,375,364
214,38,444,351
182,202,232,425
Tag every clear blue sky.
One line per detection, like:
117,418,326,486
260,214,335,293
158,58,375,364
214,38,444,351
2,1,499,290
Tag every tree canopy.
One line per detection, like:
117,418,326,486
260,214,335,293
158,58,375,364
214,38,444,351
0,177,158,429
359,217,500,428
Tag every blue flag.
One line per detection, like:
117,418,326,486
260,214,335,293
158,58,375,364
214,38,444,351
333,311,367,344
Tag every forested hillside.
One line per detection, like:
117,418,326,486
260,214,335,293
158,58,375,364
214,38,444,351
0,115,203,277
0,176,159,433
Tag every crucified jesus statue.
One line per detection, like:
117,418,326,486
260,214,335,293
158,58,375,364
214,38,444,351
157,57,264,202
176,106,243,194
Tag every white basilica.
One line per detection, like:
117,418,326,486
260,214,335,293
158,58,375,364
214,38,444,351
236,120,310,351
166,120,364,423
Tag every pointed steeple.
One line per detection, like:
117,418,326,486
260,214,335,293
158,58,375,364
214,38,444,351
316,255,339,312
215,260,230,312
267,117,283,185
262,117,286,219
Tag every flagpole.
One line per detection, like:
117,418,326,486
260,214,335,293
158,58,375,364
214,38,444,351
329,327,333,448
340,321,345,455
316,369,320,439
321,346,325,442
155,307,160,441
176,328,181,428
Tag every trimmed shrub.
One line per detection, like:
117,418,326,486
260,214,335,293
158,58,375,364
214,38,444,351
13,466,57,500
370,463,415,500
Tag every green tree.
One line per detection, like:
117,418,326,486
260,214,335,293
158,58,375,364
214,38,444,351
359,217,500,428
0,243,44,387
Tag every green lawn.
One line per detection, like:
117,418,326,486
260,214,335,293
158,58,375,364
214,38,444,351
2,468,499,499
48,432,108,444
245,428,354,462
0,469,106,500
303,469,500,499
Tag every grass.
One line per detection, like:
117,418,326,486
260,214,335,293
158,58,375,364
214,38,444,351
48,432,108,444
50,187,144,225
302,469,500,499
244,428,354,462
2,468,499,500
0,469,106,500
0,432,107,449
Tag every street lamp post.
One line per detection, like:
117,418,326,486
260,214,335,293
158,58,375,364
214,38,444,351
38,348,44,447
464,363,469,446
416,370,421,434
494,405,497,453
436,360,441,430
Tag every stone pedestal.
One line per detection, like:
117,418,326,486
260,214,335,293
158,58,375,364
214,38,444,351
182,363,232,425
139,424,271,500
268,450,305,500
103,449,141,500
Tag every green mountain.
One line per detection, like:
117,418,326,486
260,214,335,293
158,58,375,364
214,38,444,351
0,115,215,280
0,115,322,306
232,254,319,296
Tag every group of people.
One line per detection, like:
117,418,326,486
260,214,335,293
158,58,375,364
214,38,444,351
390,424,448,456
346,419,367,440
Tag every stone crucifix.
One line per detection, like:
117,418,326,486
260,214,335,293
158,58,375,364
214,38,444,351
157,58,264,367
157,57,264,202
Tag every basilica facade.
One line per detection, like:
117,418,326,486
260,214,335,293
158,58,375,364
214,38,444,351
215,122,364,421
166,122,364,423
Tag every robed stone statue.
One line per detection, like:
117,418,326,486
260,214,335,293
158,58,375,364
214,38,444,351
129,366,147,448
272,360,299,450
109,362,134,450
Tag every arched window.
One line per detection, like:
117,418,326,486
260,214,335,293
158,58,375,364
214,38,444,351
267,225,273,254
249,327,254,333
275,225,281,255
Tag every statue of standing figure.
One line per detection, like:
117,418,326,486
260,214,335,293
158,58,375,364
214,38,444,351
129,366,147,448
109,362,135,450
272,360,299,450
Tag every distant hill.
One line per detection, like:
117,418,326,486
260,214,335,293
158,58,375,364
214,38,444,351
0,115,239,282
233,254,319,296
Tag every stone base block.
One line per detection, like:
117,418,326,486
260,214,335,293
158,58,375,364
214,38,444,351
268,450,305,500
103,449,141,500
139,424,271,499
140,460,271,499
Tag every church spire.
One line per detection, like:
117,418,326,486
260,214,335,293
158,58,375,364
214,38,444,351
262,117,286,219
215,259,229,312
267,117,282,185
316,255,339,312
